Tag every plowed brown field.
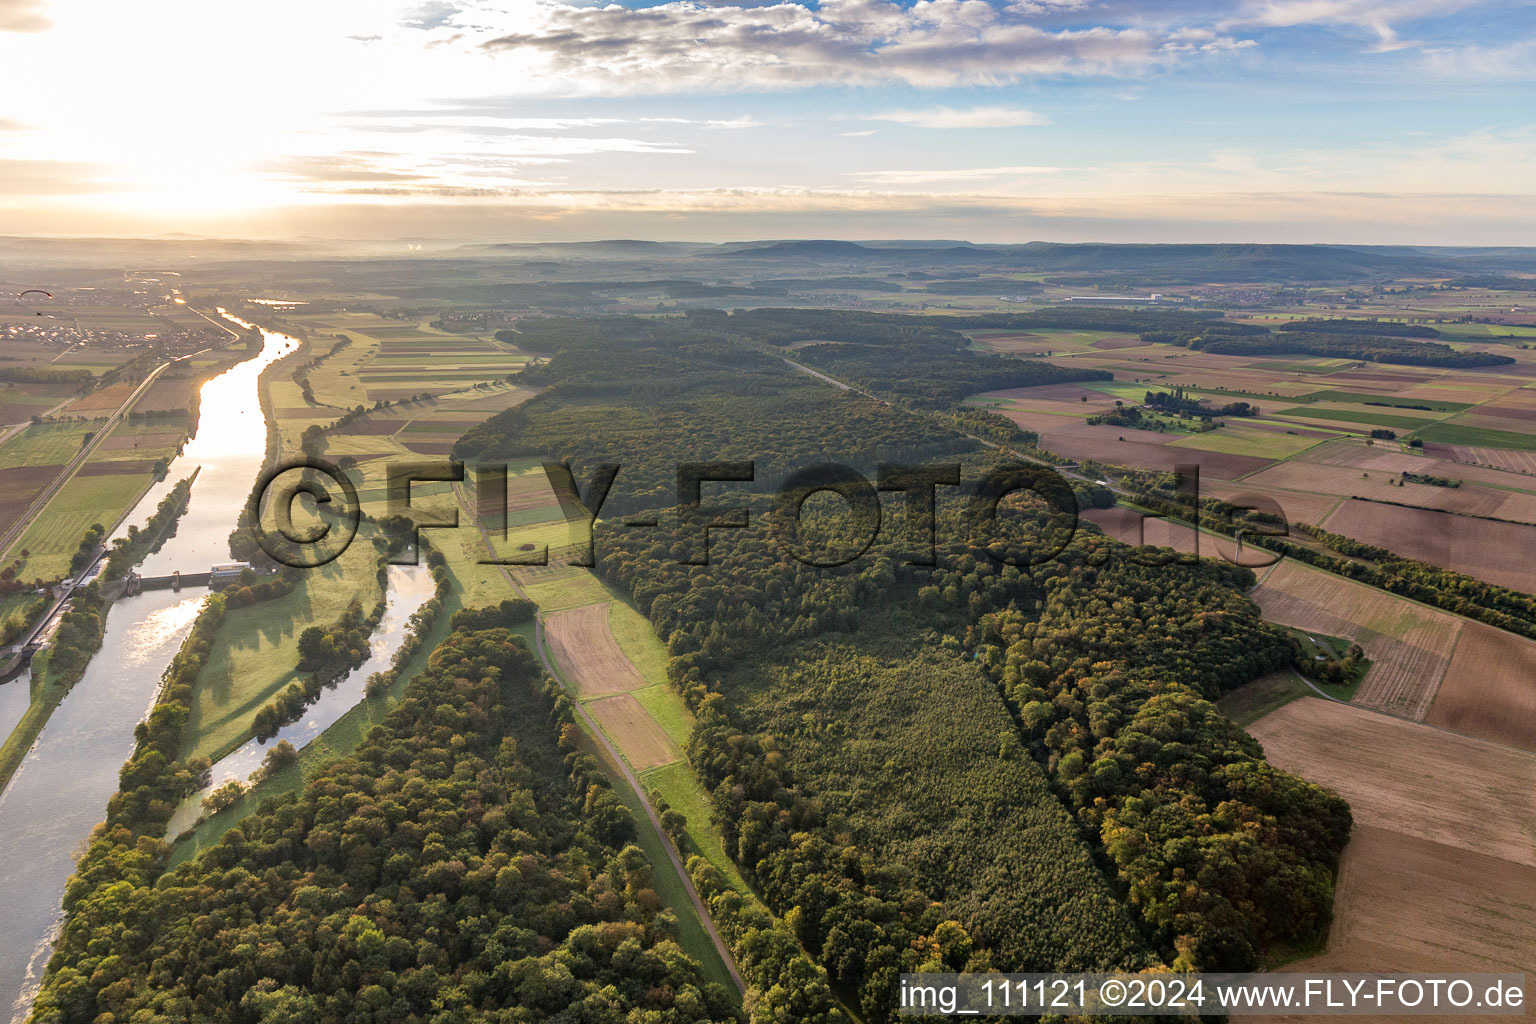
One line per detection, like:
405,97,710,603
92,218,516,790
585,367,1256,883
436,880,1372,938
1322,499,1536,594
545,602,645,697
586,694,681,769
1427,621,1536,752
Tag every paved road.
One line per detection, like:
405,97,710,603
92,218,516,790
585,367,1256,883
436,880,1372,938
451,483,746,995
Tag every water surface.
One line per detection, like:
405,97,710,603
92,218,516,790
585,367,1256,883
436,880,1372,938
163,565,433,838
0,316,296,1023
0,672,30,751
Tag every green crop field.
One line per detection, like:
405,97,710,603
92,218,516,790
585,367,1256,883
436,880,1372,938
1299,389,1473,412
520,571,613,611
1168,425,1325,459
1436,324,1536,339
6,474,151,580
1275,406,1443,430
0,422,93,468
1216,671,1311,727
1414,422,1536,450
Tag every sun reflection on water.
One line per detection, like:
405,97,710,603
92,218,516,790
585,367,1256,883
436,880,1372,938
118,595,208,667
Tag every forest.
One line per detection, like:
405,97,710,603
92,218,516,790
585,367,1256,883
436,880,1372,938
1144,389,1257,418
1192,332,1514,367
595,496,1349,1004
1277,319,1442,338
456,311,1355,1013
24,303,1362,1023
461,312,1350,1016
31,626,739,1024
458,314,992,515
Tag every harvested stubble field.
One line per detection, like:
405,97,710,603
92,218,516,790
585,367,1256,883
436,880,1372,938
544,602,646,697
1040,423,1274,478
1241,699,1536,997
1426,621,1536,752
1240,460,1533,520
444,385,535,411
1250,559,1458,719
980,383,1116,404
585,693,682,770
994,408,1094,434
1236,825,1536,1014
134,372,201,414
1248,698,1536,868
1322,499,1536,594
1441,444,1536,474
399,439,455,455
1200,480,1343,529
1080,508,1271,566
96,428,182,455
1292,439,1436,471
61,381,137,415
1298,438,1536,492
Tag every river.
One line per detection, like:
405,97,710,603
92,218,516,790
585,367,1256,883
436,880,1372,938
0,672,30,757
0,314,298,1022
162,563,434,839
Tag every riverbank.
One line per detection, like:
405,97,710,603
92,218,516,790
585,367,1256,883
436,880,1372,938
0,473,199,797
0,316,300,1019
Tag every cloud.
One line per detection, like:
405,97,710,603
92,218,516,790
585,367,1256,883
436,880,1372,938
867,105,1051,128
847,165,1063,184
0,0,47,32
1228,0,1488,49
0,159,109,194
457,0,1256,93
840,129,880,137
1419,36,1536,78
262,155,429,184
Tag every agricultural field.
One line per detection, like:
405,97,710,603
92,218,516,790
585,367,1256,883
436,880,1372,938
544,601,647,696
18,258,1536,1020
60,380,137,415
1245,699,1536,984
585,693,683,769
0,420,94,467
1321,499,1536,593
1080,506,1273,566
0,419,187,579
0,422,92,543
1249,559,1460,719
967,328,1150,355
0,379,78,424
1241,456,1536,521
1166,422,1329,459
1216,669,1311,727
1201,479,1344,529
271,311,528,405
1426,622,1536,752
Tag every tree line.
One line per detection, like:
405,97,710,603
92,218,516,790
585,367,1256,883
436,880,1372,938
32,627,740,1023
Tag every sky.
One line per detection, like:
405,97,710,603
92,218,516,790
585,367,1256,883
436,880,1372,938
0,0,1534,243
